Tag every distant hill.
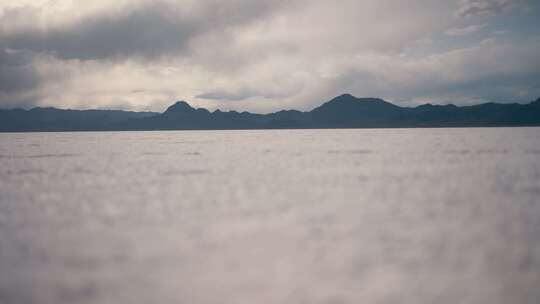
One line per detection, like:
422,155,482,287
1,94,539,132
0,108,157,132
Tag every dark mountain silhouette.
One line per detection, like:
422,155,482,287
1,94,539,132
0,107,157,132
309,95,404,127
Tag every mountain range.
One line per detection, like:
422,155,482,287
1,94,539,132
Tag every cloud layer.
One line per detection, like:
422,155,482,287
0,0,538,112
457,0,527,17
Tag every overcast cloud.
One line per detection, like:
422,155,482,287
0,0,539,112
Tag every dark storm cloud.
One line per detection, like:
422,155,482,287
0,1,285,61
0,48,39,93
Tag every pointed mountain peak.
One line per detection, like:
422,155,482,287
164,101,196,114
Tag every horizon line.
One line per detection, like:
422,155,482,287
2,93,539,115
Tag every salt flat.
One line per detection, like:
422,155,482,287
0,128,539,304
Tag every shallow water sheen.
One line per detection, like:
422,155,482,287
1,128,539,304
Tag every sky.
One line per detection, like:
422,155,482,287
0,0,539,113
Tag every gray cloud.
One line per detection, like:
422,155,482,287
445,23,487,36
0,0,538,111
0,0,287,61
197,88,291,102
457,0,527,17
0,48,39,93
197,90,258,102
0,0,295,108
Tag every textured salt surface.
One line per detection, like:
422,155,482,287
0,128,539,304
